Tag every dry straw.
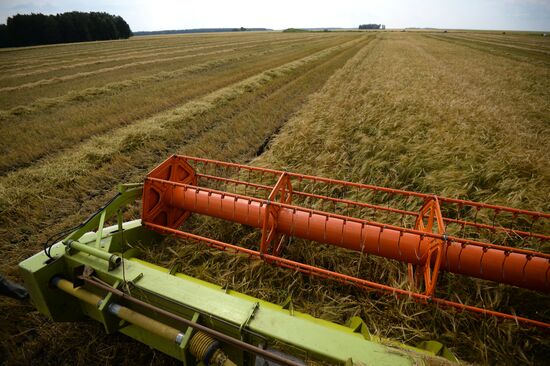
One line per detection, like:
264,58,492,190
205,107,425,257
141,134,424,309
1,31,548,365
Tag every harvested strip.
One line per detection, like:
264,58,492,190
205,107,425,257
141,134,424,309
0,33,323,73
0,48,237,92
0,36,345,110
0,36,316,81
0,37,232,72
2,33,325,73
441,34,550,55
446,33,550,52
0,36,354,172
0,32,321,65
426,34,550,65
0,38,319,121
0,36,334,92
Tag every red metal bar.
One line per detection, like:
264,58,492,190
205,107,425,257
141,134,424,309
196,167,550,241
147,177,550,260
197,173,420,219
162,182,549,292
141,155,550,327
182,155,550,219
442,216,550,241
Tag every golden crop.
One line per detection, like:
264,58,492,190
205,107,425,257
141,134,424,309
0,30,548,365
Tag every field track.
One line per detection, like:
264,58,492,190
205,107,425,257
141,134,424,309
0,30,549,365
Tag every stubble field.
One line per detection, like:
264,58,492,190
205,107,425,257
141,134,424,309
0,30,549,365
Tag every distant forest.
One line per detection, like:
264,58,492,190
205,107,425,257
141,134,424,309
0,12,132,48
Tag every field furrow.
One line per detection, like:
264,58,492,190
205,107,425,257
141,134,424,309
0,36,340,108
0,35,334,112
0,35,331,85
427,33,550,65
0,35,357,173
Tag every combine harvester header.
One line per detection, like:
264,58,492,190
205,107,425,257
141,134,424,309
20,155,549,365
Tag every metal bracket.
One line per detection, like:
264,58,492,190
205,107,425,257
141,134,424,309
169,262,181,276
281,295,295,316
95,210,107,248
180,312,200,350
97,280,122,334
347,316,371,340
239,302,259,333
124,272,144,292
72,265,95,287
180,312,200,366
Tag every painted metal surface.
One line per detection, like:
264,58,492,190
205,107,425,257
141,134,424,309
142,155,550,328
20,224,452,365
19,183,457,365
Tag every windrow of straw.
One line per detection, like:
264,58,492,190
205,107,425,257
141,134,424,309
0,32,325,70
0,35,325,80
0,35,336,120
0,35,356,173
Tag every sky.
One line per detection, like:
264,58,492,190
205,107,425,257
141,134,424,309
1,0,549,32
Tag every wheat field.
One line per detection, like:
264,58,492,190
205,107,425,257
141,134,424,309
0,30,549,365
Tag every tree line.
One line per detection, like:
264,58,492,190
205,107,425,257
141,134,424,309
358,24,385,30
0,11,132,48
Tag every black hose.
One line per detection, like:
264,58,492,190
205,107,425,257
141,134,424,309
43,192,121,259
